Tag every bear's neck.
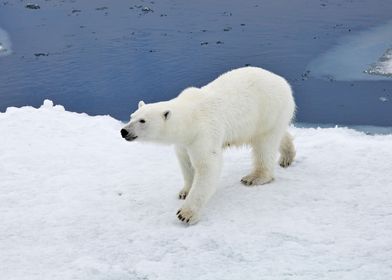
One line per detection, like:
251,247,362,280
162,101,199,146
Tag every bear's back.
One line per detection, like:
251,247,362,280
203,67,288,96
198,67,294,143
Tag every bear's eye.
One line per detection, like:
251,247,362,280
139,119,146,123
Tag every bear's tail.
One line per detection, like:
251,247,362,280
279,131,296,168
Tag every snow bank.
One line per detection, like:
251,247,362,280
1,101,392,280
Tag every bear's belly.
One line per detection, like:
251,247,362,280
222,139,250,149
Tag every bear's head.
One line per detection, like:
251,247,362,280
121,100,172,143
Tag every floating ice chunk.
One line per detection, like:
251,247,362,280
141,6,153,13
364,48,392,77
0,28,12,57
25,3,40,9
308,20,392,81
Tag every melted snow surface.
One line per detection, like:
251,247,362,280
1,102,392,280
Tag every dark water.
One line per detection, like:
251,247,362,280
0,0,391,125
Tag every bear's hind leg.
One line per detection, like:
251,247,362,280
175,146,194,199
279,131,296,168
241,132,282,186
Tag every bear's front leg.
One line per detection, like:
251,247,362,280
176,145,222,224
175,145,194,199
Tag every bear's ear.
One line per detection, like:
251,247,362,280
138,100,146,108
162,110,171,121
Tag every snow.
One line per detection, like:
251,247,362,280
1,101,392,280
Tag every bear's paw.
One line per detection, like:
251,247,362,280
241,173,273,186
176,207,199,225
178,189,189,200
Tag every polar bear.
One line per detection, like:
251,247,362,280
121,67,296,224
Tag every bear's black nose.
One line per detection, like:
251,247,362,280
120,129,129,138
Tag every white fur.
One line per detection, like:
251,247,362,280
122,67,296,224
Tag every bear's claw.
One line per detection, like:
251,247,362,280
178,191,188,200
279,156,292,168
178,188,189,200
176,207,199,225
240,178,252,185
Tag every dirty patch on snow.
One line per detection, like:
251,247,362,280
1,101,392,280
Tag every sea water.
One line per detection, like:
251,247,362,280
0,0,391,126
